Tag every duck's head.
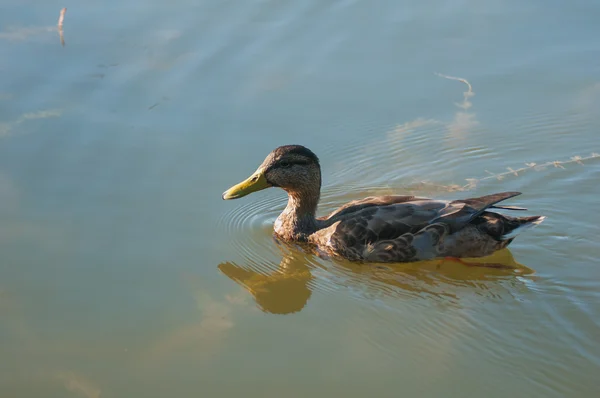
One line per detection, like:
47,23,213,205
222,145,321,200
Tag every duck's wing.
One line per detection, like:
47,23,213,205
322,195,430,221
323,191,523,226
315,191,523,261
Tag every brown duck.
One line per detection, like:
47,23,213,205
222,145,546,263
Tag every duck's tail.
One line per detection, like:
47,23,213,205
501,215,546,240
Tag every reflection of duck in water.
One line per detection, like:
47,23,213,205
218,250,314,315
218,246,534,315
222,145,546,263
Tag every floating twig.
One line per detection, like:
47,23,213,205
435,72,475,111
57,8,66,46
435,72,473,94
58,8,66,28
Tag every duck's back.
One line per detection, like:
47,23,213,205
310,192,544,262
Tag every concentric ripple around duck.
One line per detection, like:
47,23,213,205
217,191,287,275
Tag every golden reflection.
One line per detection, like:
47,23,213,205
218,249,314,315
219,246,534,315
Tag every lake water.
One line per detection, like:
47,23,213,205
1,0,600,397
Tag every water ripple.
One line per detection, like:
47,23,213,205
217,191,285,274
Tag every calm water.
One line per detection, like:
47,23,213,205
1,0,600,397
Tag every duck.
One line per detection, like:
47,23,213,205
222,145,546,263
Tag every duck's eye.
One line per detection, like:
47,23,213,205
279,161,293,168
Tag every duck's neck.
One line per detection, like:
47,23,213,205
274,189,320,241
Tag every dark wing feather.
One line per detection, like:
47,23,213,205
429,191,522,231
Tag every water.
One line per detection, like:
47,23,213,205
1,0,600,396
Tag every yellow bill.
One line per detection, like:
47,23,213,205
222,168,270,200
